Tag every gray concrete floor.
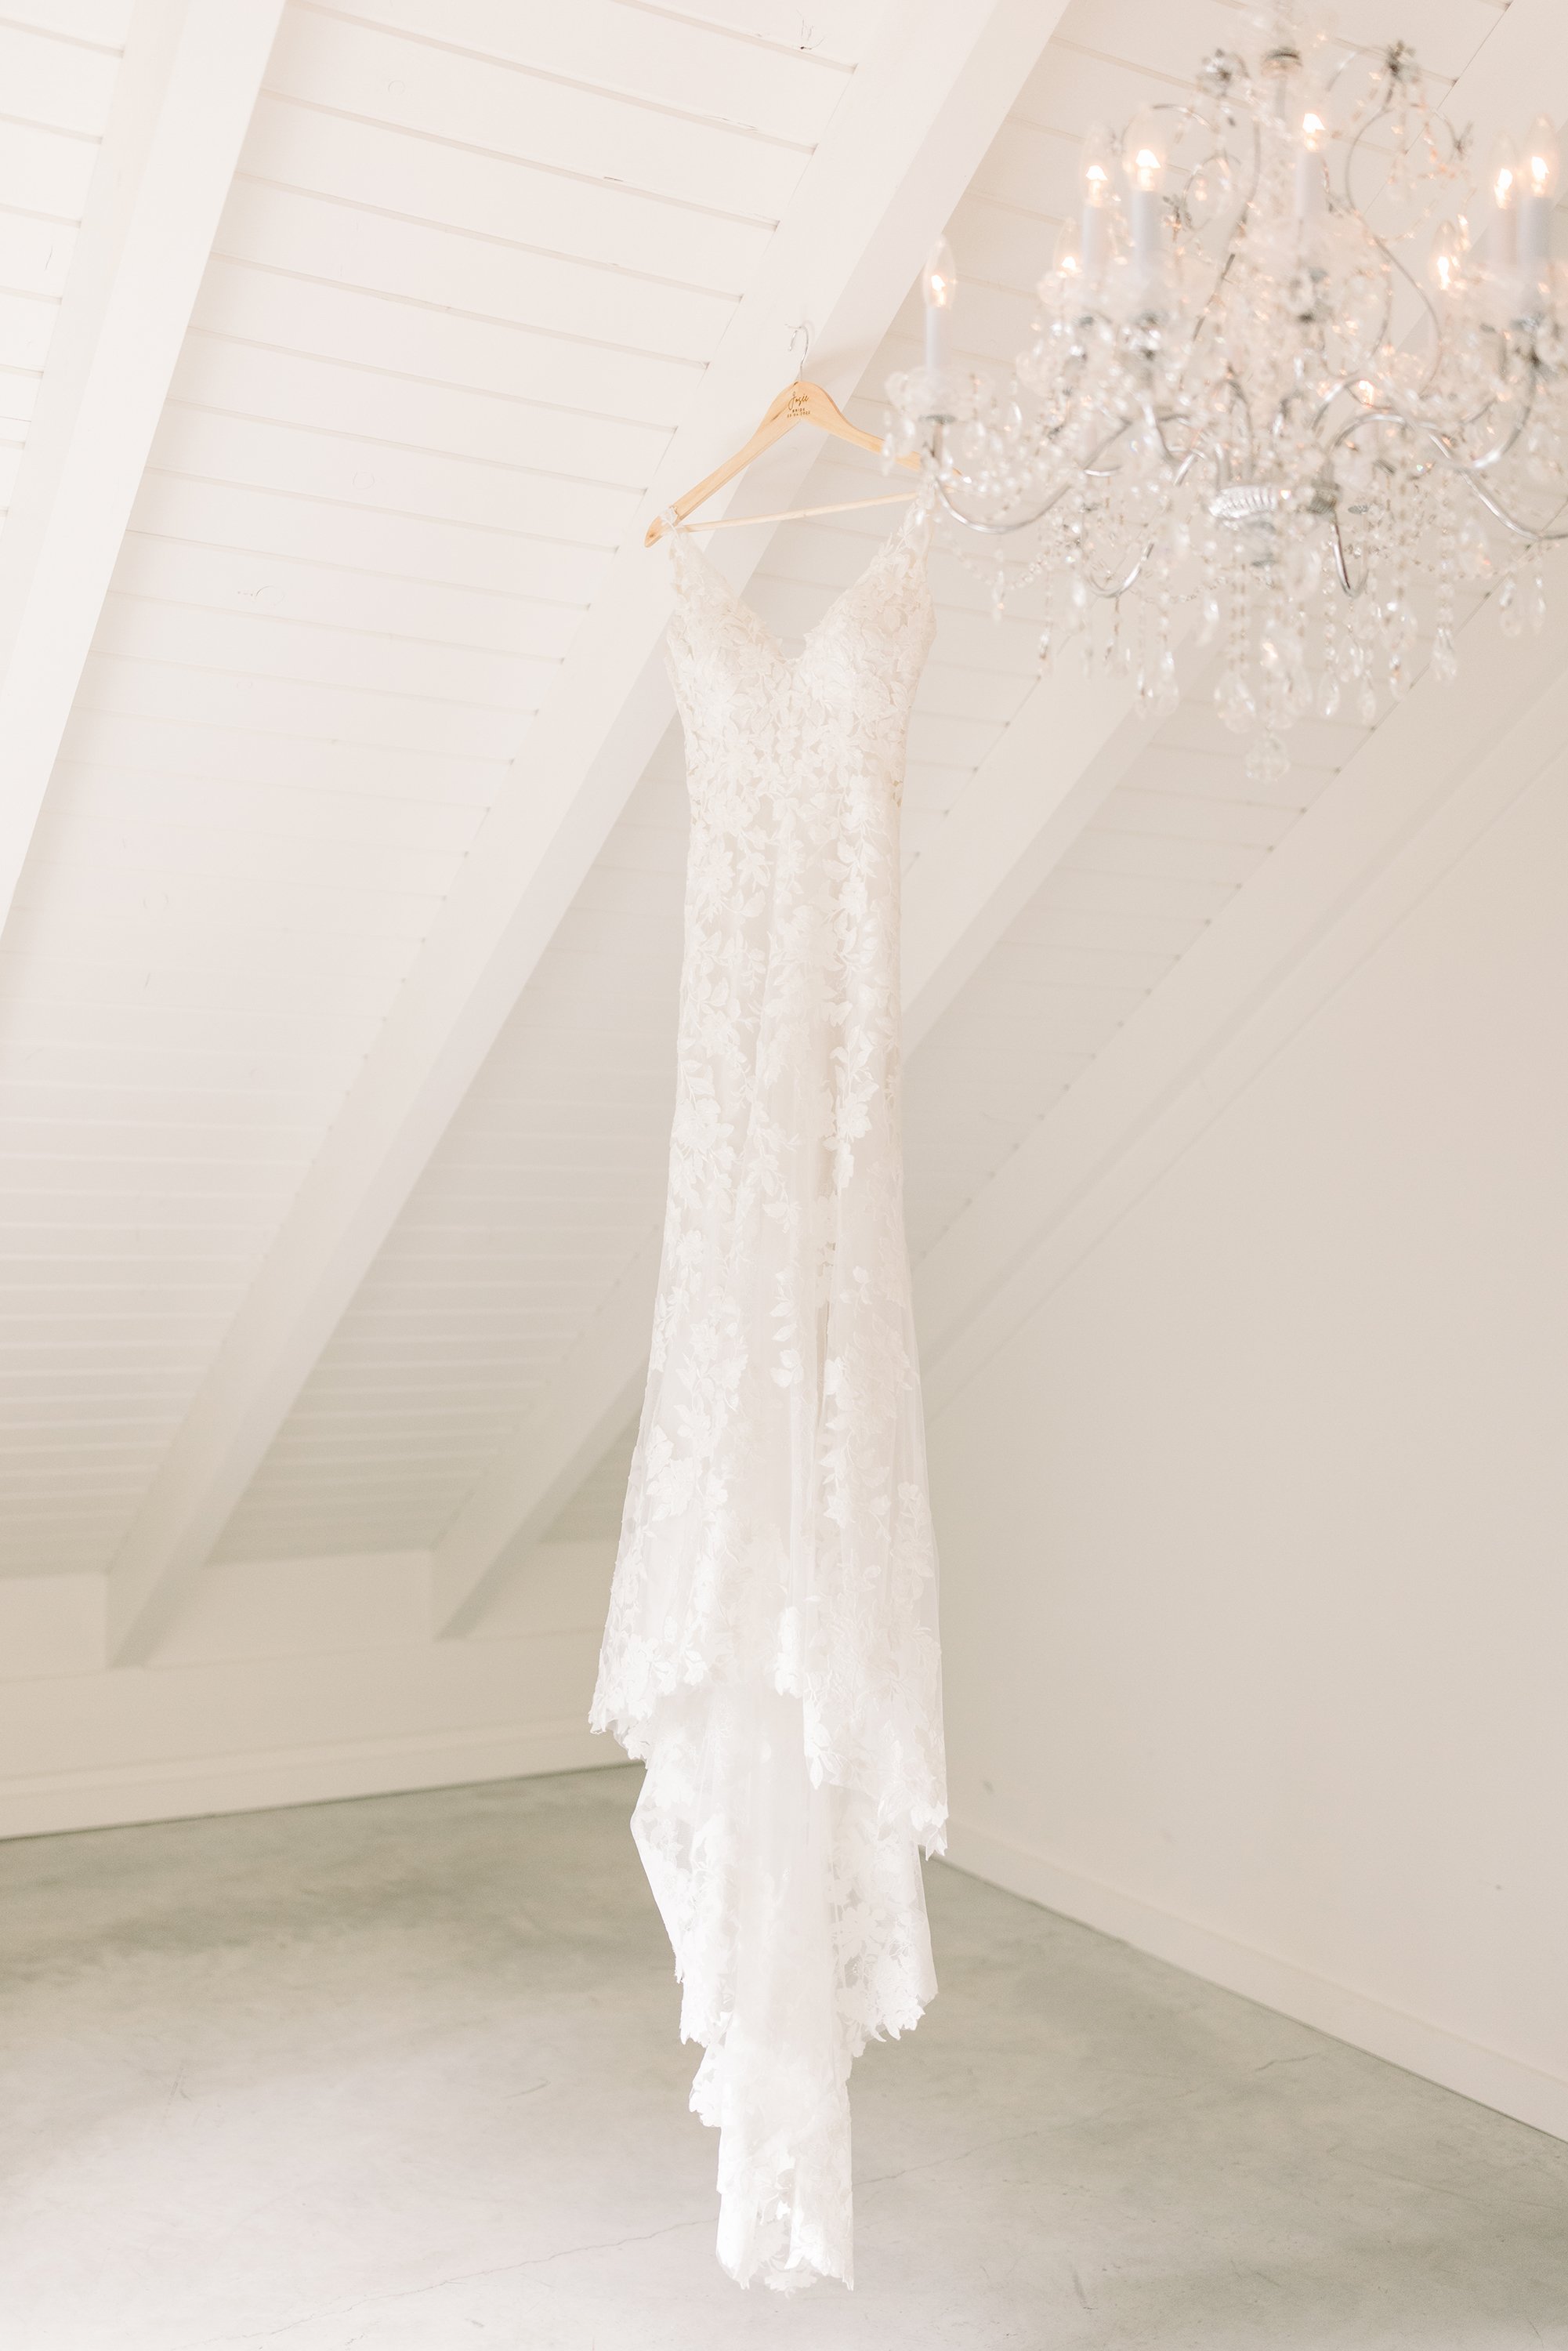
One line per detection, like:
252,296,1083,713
2,1767,1566,2349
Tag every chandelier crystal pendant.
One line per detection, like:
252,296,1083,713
885,3,1568,780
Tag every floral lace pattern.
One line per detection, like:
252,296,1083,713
591,503,947,2293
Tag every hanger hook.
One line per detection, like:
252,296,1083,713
788,320,813,382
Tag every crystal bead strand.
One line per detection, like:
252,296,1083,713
1386,450,1417,700
1432,468,1458,684
1320,589,1342,718
1216,542,1254,738
1154,581,1178,717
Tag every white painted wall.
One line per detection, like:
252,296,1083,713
931,743,1568,2141
0,1539,617,1838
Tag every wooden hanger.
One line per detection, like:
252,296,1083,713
644,379,919,547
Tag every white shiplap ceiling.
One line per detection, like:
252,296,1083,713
0,6,131,531
0,0,1546,1642
0,0,905,1589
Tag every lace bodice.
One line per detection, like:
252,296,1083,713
592,502,947,2293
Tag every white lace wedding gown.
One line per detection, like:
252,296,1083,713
591,502,947,2293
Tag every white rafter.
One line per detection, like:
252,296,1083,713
0,0,287,937
425,0,1568,1637
103,0,1065,1665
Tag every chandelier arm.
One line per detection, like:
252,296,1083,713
932,407,1154,516
1151,423,1204,482
1326,507,1370,599
1143,100,1209,138
1470,360,1540,474
1326,402,1568,543
1087,559,1144,596
1443,473,1568,545
1076,536,1159,600
1389,236,1445,386
1468,354,1545,474
1186,237,1243,357
1274,368,1328,444
1222,369,1255,483
927,473,1069,537
1313,375,1515,450
1330,370,1536,478
1331,220,1397,380
1237,107,1263,226
1355,202,1443,383
1341,75,1395,220
1320,37,1366,105
1306,375,1371,434
926,414,1205,547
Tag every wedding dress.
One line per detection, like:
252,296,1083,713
591,501,947,2293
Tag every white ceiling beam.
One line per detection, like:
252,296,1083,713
104,0,1066,1665
0,0,287,938
423,0,1568,1637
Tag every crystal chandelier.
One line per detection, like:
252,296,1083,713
885,4,1568,780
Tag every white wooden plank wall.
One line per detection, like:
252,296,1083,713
0,5,133,534
0,0,881,1576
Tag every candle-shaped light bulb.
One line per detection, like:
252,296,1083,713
922,237,957,373
1523,116,1559,199
1491,133,1518,207
1428,218,1463,298
1052,217,1082,282
1079,123,1117,284
1123,110,1166,277
1488,133,1519,279
1081,122,1117,201
1124,110,1167,194
1519,115,1559,284
1295,103,1329,223
922,237,958,310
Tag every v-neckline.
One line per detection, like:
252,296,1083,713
670,504,925,672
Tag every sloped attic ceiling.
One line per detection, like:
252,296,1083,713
0,0,1555,1668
